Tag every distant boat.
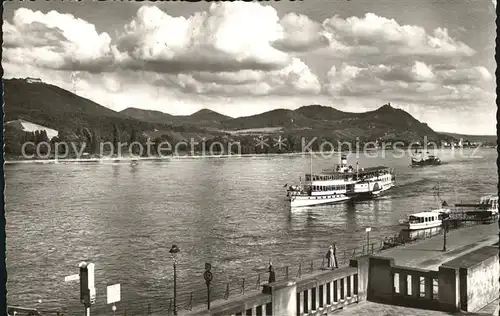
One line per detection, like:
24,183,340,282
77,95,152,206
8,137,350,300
411,151,441,167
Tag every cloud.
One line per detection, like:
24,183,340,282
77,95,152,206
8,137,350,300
321,13,475,60
343,61,436,83
273,13,330,52
164,57,321,96
318,12,492,116
411,62,435,82
3,8,114,72
326,61,437,96
326,61,493,103
114,4,290,73
115,5,334,71
4,4,322,96
438,66,493,85
112,4,321,95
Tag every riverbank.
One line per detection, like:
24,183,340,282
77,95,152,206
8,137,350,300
5,152,306,164
4,147,494,164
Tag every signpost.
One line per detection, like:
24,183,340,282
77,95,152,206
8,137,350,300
169,245,180,316
64,274,80,282
79,262,96,316
64,262,97,316
204,263,213,310
365,227,372,254
107,284,121,316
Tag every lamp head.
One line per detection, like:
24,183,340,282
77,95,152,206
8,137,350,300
169,244,180,258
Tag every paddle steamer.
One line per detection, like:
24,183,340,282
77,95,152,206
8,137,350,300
345,165,395,200
285,155,395,208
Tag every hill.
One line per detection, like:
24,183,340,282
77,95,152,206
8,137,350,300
118,101,452,151
120,107,232,127
222,109,314,130
295,104,352,121
122,102,445,143
219,102,445,143
120,107,175,125
4,78,174,139
4,78,461,158
3,78,217,157
190,109,232,122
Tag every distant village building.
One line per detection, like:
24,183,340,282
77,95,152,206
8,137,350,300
26,77,42,84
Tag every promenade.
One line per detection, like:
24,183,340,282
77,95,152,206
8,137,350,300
333,222,499,316
182,222,498,316
380,222,498,270
331,299,499,315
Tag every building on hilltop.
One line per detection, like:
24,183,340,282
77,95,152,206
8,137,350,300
25,77,42,84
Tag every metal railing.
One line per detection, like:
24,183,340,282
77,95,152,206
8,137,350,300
32,219,486,315
91,241,385,316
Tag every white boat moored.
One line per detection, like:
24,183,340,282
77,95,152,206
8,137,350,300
399,208,449,231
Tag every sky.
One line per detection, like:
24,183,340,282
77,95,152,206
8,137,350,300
3,0,497,135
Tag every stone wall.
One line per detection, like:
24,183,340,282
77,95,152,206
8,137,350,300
451,246,499,312
365,246,499,313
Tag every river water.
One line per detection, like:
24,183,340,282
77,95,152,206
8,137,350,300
5,149,497,314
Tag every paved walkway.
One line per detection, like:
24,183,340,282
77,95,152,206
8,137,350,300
378,222,498,270
332,222,499,316
477,299,500,315
331,301,497,315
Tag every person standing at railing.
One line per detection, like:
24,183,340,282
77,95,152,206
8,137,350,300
333,244,338,268
326,245,338,269
268,261,276,283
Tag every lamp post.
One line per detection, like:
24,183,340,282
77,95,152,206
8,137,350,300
169,245,180,316
366,227,372,255
204,263,213,310
442,218,448,252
